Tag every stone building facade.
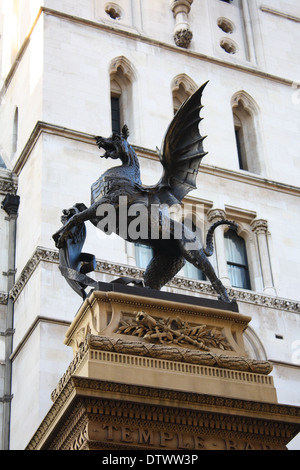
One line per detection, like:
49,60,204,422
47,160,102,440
0,0,299,449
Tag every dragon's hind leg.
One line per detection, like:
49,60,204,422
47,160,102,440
144,248,185,290
177,240,231,303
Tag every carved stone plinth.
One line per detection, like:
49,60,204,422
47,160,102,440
26,284,300,450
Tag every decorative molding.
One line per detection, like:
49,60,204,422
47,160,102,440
117,311,232,352
27,373,300,450
207,208,226,223
0,292,8,305
109,56,137,81
171,73,198,96
10,247,59,302
251,218,268,235
10,120,300,200
10,246,300,314
0,171,18,195
260,5,300,23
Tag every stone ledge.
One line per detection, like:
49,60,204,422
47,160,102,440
10,246,300,314
27,376,300,451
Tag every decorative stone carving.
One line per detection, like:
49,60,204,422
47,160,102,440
207,208,226,223
251,218,268,235
171,0,194,48
9,246,300,313
63,287,249,357
0,174,18,195
88,334,272,374
28,374,300,451
117,311,232,352
0,292,8,305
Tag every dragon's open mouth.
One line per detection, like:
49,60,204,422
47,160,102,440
95,136,119,159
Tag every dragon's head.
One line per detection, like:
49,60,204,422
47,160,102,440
95,125,130,161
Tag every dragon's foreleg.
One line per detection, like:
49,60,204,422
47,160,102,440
53,203,99,248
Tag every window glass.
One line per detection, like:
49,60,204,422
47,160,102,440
135,244,153,269
111,96,121,134
225,230,251,289
183,262,205,281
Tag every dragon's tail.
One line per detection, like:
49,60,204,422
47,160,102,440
204,220,238,257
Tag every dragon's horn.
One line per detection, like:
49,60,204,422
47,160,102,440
122,125,130,139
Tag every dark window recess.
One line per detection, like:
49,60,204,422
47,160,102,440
235,128,244,170
225,229,251,290
111,96,121,134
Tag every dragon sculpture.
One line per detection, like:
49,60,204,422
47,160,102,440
53,82,237,302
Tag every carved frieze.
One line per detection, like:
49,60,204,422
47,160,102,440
9,246,300,313
0,173,18,195
0,292,8,305
27,375,300,451
117,311,232,352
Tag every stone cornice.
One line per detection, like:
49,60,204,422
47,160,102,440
26,372,300,451
260,5,300,23
12,121,300,199
39,8,296,87
10,246,300,314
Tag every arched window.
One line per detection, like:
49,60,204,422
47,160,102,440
171,75,197,114
224,229,251,290
109,57,136,136
231,92,263,175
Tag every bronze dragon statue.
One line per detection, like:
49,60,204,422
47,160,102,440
53,82,237,302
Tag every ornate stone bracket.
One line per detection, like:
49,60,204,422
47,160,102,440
171,0,194,48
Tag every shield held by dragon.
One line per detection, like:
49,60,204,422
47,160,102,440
53,82,237,302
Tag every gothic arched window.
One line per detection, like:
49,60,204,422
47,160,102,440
231,91,263,175
109,57,136,136
171,75,197,114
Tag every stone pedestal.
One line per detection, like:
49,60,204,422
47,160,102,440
26,284,300,451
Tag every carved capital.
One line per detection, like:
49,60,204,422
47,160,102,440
250,219,268,235
1,194,20,216
207,208,226,223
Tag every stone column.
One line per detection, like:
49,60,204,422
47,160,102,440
171,0,193,49
207,209,231,288
250,219,276,296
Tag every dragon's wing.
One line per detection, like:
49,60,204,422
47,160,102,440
156,81,208,204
